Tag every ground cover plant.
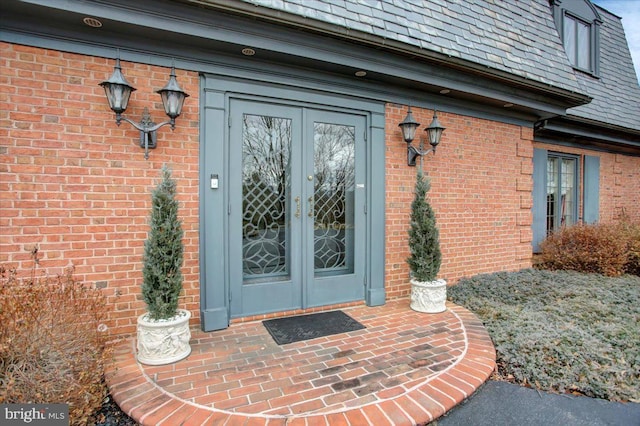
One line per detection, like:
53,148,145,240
448,269,640,402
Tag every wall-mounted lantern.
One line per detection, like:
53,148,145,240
398,107,445,166
100,57,189,159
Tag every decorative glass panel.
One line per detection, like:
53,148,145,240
242,114,291,280
313,122,355,276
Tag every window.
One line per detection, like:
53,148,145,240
546,154,578,234
552,0,601,77
563,14,591,71
532,149,600,252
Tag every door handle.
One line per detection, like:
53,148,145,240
308,196,314,217
294,196,301,218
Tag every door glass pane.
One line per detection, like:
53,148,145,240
242,114,291,282
313,122,355,276
560,158,576,227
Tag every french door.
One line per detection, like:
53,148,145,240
228,100,366,317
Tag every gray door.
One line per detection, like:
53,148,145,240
229,100,365,317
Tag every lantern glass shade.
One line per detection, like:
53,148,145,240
426,111,445,147
156,67,189,119
102,83,134,114
99,58,135,114
398,108,420,143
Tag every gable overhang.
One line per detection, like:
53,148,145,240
535,116,640,156
181,0,592,109
2,0,591,124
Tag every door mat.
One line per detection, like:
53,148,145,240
263,310,366,345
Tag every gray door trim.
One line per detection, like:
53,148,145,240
200,74,385,331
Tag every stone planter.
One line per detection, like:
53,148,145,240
410,278,447,313
136,309,191,365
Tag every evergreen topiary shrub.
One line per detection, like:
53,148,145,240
142,165,184,320
407,170,441,281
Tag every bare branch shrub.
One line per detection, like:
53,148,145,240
0,253,110,425
537,222,638,277
618,221,640,276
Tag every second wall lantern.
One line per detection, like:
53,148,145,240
100,56,189,159
398,107,445,166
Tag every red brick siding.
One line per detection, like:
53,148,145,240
2,43,638,336
385,105,534,297
534,143,640,223
0,43,201,337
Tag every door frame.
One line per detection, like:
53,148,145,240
200,73,386,331
228,101,367,317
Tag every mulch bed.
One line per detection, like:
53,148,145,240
92,395,139,426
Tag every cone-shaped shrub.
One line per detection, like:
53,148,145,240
142,165,184,320
407,170,441,281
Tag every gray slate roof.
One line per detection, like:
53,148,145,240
568,6,640,132
239,0,640,133
242,0,584,94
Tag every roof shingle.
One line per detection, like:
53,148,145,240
239,0,584,93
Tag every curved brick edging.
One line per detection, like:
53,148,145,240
105,301,495,425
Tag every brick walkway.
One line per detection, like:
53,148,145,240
105,300,495,425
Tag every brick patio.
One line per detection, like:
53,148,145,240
105,300,495,425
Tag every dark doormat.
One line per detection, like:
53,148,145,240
263,310,366,345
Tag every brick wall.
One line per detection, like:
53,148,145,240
534,142,640,223
385,105,534,298
0,43,201,337
2,43,637,337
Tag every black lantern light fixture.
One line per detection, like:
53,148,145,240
100,56,189,159
398,107,446,167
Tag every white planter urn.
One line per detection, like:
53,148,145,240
136,309,192,365
410,278,447,313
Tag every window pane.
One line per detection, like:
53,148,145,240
546,157,558,234
546,155,578,234
577,21,590,69
560,158,576,227
564,16,577,65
